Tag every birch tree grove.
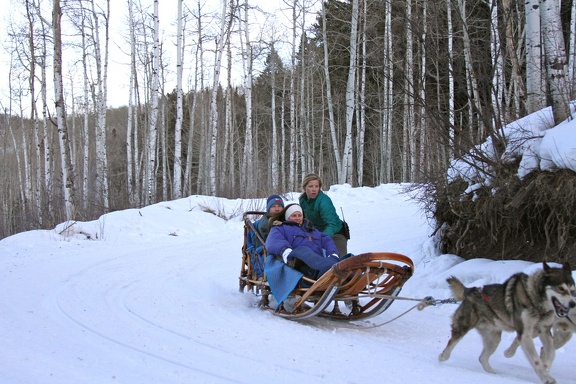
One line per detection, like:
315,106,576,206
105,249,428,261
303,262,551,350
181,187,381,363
1,0,576,238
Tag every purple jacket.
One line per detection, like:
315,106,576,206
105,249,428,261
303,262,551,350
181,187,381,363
265,219,339,257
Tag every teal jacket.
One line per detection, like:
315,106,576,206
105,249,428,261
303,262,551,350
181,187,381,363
299,190,343,237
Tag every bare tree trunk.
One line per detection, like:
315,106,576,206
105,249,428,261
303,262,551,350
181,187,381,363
490,0,505,127
447,0,455,160
173,0,184,199
525,0,545,113
186,3,204,196
126,0,136,206
160,95,168,201
208,0,234,195
381,0,393,183
53,0,76,220
402,0,415,182
540,0,570,124
79,9,90,210
340,0,358,184
418,0,428,178
299,30,307,177
458,0,484,140
9,99,26,214
288,0,298,190
281,73,288,190
240,0,254,195
25,0,42,223
224,37,233,195
35,2,53,216
270,44,279,191
146,0,160,205
502,0,524,120
356,0,367,186
90,0,110,212
321,2,342,180
184,92,197,195
569,0,576,98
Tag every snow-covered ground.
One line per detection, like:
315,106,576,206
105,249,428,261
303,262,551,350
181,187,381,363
1,183,574,384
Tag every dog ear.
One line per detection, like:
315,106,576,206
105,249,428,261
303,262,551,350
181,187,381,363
562,261,572,272
543,261,550,271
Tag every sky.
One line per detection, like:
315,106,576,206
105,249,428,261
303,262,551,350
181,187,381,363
2,99,576,384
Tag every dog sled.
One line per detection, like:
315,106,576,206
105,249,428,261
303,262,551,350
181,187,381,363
239,211,414,321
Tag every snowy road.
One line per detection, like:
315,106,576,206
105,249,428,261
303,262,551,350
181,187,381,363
1,186,575,384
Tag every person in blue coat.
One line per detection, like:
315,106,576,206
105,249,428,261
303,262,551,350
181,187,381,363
266,203,340,281
246,194,284,278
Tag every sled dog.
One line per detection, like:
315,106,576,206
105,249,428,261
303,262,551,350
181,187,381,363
438,262,575,384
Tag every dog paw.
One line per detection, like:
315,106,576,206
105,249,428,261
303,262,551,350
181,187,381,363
503,348,515,358
542,374,556,384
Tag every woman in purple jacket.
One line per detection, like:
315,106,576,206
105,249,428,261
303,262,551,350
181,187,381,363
265,203,340,280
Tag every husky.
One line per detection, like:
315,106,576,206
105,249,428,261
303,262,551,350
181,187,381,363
438,262,575,384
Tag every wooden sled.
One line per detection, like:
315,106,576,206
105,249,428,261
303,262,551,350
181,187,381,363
239,211,414,321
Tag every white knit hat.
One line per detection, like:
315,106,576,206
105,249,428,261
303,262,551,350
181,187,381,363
285,204,303,220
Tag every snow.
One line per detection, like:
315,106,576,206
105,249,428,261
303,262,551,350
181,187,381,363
1,183,575,384
449,101,576,186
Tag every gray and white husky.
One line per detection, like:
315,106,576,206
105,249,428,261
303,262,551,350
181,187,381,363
438,262,575,384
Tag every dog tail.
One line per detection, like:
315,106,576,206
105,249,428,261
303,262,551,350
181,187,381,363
446,276,466,301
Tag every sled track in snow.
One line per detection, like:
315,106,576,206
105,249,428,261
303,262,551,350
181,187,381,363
52,244,317,381
53,254,247,382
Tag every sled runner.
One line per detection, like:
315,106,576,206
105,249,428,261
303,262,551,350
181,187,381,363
239,211,414,321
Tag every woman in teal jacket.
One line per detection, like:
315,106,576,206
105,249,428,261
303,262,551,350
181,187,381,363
298,173,349,256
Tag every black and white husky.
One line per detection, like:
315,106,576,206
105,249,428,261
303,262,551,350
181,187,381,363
438,262,575,384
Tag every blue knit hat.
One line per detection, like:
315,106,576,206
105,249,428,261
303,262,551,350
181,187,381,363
266,194,284,212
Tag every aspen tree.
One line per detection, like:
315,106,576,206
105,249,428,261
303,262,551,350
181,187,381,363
540,0,570,124
173,0,184,199
340,0,358,184
146,0,160,205
53,0,77,220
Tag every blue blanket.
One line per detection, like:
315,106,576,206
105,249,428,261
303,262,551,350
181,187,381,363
264,256,303,306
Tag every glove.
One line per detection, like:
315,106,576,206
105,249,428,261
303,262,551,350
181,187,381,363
282,248,293,263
